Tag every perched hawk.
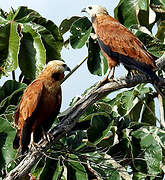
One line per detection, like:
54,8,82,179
13,60,71,154
82,5,159,82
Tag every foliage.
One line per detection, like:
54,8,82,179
0,6,63,80
0,0,165,179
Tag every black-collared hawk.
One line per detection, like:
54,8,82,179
82,5,159,83
13,60,71,154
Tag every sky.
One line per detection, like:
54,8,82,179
0,0,121,111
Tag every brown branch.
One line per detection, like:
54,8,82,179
156,53,165,69
4,56,165,180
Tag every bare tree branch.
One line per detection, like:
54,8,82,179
156,53,165,69
4,56,165,180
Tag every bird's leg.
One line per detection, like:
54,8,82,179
96,68,111,88
109,67,115,79
42,127,52,142
97,67,113,88
29,132,40,151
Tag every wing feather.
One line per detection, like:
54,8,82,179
18,80,44,122
13,80,44,151
95,15,156,68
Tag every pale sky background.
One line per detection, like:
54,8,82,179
0,0,126,111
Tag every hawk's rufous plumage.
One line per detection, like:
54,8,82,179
13,60,71,154
82,5,159,82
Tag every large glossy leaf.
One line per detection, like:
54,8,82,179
0,117,17,170
0,80,26,114
0,6,63,81
114,0,155,30
87,114,112,145
33,17,63,61
12,6,63,61
19,23,46,80
87,37,108,76
79,98,112,123
5,6,40,22
59,16,80,35
141,94,156,125
70,17,92,49
68,154,88,180
0,21,20,77
114,0,139,28
132,127,162,175
128,100,143,122
109,84,152,118
10,6,40,22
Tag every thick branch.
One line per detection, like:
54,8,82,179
4,56,165,180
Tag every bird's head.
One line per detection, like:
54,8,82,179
81,5,108,18
42,60,71,81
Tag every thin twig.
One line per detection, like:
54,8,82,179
61,56,88,84
158,94,165,128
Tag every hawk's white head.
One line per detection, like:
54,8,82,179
81,5,108,18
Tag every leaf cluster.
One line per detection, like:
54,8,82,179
0,0,165,179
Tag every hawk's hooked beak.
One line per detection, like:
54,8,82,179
81,8,86,13
65,65,71,72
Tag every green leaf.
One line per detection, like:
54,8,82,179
133,172,147,179
0,22,20,77
10,6,40,22
7,22,20,70
0,117,17,170
68,154,87,180
32,17,63,61
128,100,143,122
132,127,162,175
59,16,80,35
0,9,8,19
52,159,64,180
156,20,165,43
115,0,155,30
0,16,8,25
151,0,165,13
129,25,165,57
88,152,121,180
141,94,156,125
147,42,165,57
0,80,26,114
79,98,112,123
109,84,152,118
87,114,112,145
30,158,46,179
70,17,92,49
19,23,46,80
114,0,138,28
138,0,148,11
135,84,152,94
129,25,153,45
87,37,108,76
66,131,86,151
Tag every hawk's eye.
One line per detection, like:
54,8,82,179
88,6,92,10
63,64,67,68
